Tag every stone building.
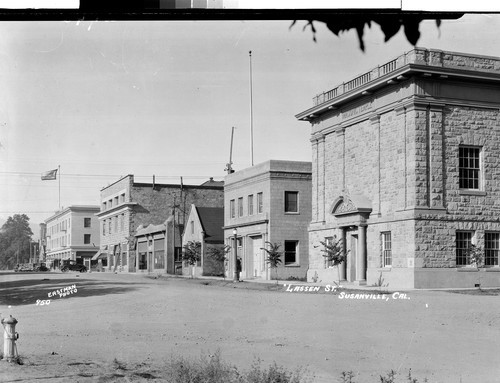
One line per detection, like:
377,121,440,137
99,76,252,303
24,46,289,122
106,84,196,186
223,160,312,281
296,48,500,289
95,175,223,274
182,204,225,278
44,205,100,270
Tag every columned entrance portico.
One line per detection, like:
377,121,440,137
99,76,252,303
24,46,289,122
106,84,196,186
331,191,371,285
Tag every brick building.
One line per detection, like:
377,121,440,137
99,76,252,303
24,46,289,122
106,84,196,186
223,160,312,281
96,175,223,274
296,48,500,289
182,204,225,277
44,205,100,270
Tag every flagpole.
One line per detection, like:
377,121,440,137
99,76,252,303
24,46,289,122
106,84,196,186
249,50,254,167
58,165,61,211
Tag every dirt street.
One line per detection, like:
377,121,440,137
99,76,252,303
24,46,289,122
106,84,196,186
0,272,499,383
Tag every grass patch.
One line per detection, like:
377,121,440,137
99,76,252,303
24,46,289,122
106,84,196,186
445,288,500,296
161,351,312,383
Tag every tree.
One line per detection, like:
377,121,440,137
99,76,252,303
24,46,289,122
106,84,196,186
182,240,201,278
206,245,231,279
261,242,283,285
0,214,34,270
292,12,464,51
320,236,348,287
467,244,484,289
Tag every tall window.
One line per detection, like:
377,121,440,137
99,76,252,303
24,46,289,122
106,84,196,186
248,194,254,215
120,213,125,231
456,231,473,266
108,218,111,234
102,221,106,236
284,240,298,265
485,232,500,266
84,234,91,244
382,232,392,267
114,216,118,232
191,220,195,235
84,218,91,228
238,197,244,217
459,146,481,190
257,192,263,214
230,199,235,218
284,191,299,213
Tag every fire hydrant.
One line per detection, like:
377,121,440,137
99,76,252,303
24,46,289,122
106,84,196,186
1,315,19,363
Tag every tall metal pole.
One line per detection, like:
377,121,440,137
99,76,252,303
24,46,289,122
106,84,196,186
233,229,239,282
249,51,254,166
58,165,61,210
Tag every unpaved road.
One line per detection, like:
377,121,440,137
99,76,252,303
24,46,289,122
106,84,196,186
0,272,499,382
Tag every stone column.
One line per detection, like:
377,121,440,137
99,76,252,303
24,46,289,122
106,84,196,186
369,114,381,215
340,228,347,281
318,134,326,223
356,224,367,284
310,137,319,223
429,104,445,209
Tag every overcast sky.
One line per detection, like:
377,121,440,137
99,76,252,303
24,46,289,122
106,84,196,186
1,14,500,234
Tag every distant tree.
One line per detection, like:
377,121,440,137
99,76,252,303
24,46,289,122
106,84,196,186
261,242,283,285
320,236,348,287
0,214,34,269
182,240,201,278
292,12,464,51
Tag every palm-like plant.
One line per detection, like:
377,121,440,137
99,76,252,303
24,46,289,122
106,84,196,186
261,242,282,284
467,244,484,289
182,241,201,278
320,236,348,287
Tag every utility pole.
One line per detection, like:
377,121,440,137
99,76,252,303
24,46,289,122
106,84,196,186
225,126,235,174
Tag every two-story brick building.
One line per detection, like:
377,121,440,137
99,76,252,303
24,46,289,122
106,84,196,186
96,175,223,274
44,205,100,270
223,160,312,281
296,48,500,289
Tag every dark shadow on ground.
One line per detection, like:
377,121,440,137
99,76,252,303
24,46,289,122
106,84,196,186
0,278,147,306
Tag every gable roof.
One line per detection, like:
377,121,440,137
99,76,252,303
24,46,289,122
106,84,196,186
195,206,224,244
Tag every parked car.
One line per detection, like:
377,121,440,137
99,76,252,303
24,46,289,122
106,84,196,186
34,264,49,272
61,260,87,273
15,263,35,272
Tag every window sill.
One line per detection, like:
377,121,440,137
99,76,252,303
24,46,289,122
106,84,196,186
484,267,500,272
284,264,301,267
459,190,486,196
377,268,392,272
284,212,300,215
456,267,479,272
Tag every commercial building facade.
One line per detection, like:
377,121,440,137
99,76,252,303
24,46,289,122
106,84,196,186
296,48,500,288
223,160,312,281
44,205,100,270
96,175,223,274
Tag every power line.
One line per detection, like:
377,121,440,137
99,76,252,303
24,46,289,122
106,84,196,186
0,171,222,179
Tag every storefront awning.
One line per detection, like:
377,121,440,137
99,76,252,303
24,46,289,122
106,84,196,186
91,251,108,261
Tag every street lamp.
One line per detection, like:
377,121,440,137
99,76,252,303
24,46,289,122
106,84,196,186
233,228,239,282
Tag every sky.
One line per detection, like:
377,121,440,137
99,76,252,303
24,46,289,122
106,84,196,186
1,14,500,236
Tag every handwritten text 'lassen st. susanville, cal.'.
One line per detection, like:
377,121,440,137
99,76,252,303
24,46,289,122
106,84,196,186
282,284,410,300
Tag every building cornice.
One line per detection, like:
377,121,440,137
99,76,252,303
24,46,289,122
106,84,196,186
296,48,500,123
96,202,138,218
